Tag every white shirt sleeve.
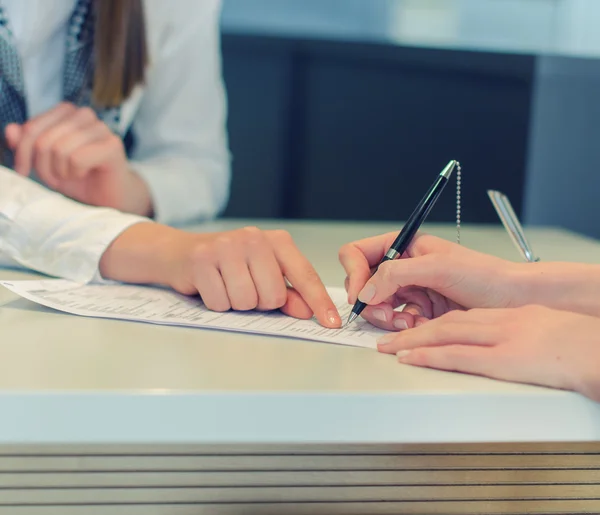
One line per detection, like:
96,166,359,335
0,167,147,283
129,0,231,225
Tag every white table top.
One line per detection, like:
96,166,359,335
1,221,600,445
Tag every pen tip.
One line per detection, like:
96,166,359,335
346,312,358,326
440,160,456,179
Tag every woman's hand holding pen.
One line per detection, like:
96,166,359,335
5,102,153,217
340,233,600,329
339,233,519,330
100,224,342,329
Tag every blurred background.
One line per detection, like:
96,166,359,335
218,0,600,239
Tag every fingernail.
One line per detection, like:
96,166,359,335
372,309,387,323
377,333,396,346
415,319,427,327
397,350,412,359
393,318,408,330
358,284,376,303
327,309,341,326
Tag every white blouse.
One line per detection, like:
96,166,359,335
2,0,75,118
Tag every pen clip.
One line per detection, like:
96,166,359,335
487,190,540,263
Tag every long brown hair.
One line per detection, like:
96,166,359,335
93,0,148,108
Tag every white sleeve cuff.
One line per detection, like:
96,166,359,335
1,192,147,284
130,157,229,225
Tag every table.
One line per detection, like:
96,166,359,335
1,221,599,514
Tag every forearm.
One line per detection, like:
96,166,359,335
511,262,600,317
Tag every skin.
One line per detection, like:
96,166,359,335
100,223,342,329
5,102,153,216
339,233,600,401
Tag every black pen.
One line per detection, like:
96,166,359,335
346,160,458,326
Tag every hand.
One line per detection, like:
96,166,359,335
339,233,519,330
376,305,600,402
5,102,153,216
99,224,342,328
339,233,600,331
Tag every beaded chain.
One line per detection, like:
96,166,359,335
454,161,462,244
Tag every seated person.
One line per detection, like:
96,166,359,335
340,233,600,402
1,0,229,224
0,166,341,328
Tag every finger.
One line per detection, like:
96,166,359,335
339,243,375,304
67,135,122,178
243,228,288,311
280,288,314,320
376,316,501,355
397,288,434,318
361,303,414,331
34,107,98,185
5,124,22,150
339,232,439,294
269,230,341,328
194,267,231,312
405,233,463,259
53,122,109,180
340,232,399,269
220,260,258,311
397,344,494,378
395,287,462,320
190,244,231,312
338,232,449,305
427,288,461,319
413,315,430,327
402,303,423,317
365,286,433,319
339,232,397,303
14,102,76,176
357,254,466,307
215,236,258,312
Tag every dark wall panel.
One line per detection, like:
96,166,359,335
300,47,533,223
221,34,535,223
221,40,293,218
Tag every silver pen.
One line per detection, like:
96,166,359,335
487,190,540,263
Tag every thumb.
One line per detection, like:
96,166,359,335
357,254,461,306
4,124,22,150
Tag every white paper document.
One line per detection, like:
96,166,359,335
0,280,387,349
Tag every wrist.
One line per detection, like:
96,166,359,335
510,262,600,316
99,223,188,287
578,371,600,403
568,319,600,403
123,169,154,218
